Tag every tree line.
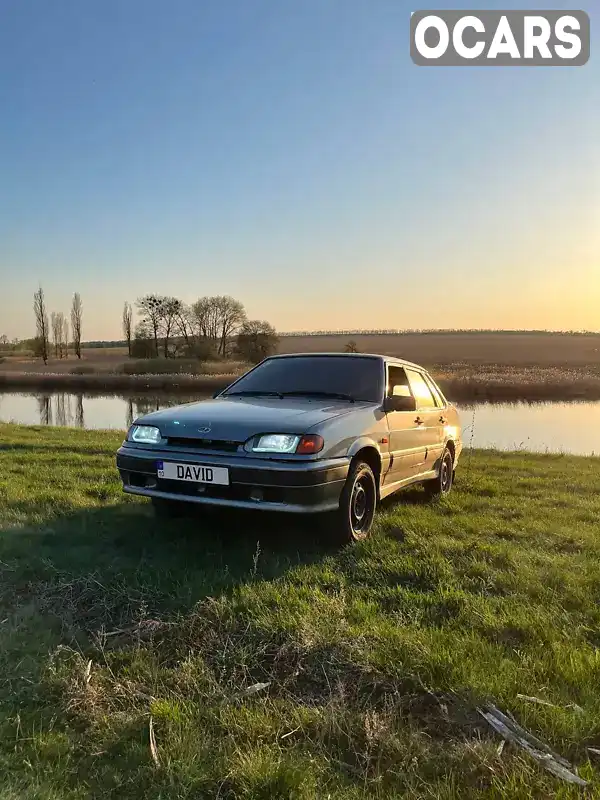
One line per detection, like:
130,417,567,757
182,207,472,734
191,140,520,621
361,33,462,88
25,289,277,365
32,287,83,365
122,294,278,363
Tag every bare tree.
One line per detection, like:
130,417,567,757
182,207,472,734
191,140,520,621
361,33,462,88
61,316,69,358
215,296,246,356
136,295,166,358
191,296,219,344
131,321,155,358
190,295,246,356
33,287,49,364
51,312,61,357
122,301,133,356
51,312,68,358
71,292,83,359
190,297,212,353
236,320,278,364
161,297,183,357
174,303,193,347
136,295,187,358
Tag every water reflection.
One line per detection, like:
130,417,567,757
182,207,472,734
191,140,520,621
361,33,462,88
36,393,84,428
35,392,86,428
37,395,52,426
76,394,84,428
1,391,600,456
0,391,204,432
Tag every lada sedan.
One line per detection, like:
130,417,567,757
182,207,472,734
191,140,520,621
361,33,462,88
116,353,462,543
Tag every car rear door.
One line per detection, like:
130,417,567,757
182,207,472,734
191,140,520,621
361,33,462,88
382,365,423,486
404,368,443,475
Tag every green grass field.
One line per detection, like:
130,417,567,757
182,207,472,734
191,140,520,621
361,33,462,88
1,424,600,798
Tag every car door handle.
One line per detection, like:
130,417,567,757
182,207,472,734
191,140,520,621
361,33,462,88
415,417,424,425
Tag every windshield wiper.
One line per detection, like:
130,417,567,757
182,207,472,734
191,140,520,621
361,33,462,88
281,390,355,403
226,390,284,399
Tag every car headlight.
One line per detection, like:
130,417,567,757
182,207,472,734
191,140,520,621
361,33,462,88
248,433,324,454
252,434,300,453
128,425,162,444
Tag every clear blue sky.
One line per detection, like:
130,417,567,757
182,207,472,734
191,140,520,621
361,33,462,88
0,0,597,339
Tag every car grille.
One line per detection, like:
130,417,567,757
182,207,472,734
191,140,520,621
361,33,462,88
165,437,241,453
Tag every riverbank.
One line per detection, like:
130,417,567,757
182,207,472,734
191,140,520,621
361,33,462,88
2,364,600,402
0,369,235,394
1,424,599,796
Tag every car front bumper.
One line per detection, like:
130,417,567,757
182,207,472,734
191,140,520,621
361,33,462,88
116,445,350,513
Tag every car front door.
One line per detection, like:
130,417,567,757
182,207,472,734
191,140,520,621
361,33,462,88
404,368,443,475
382,365,424,486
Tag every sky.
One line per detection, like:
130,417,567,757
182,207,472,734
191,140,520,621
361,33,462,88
0,0,598,340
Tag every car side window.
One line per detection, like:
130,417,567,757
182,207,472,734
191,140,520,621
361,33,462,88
424,373,445,408
387,366,411,398
405,369,437,409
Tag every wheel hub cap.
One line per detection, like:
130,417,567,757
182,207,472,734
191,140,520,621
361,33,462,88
350,475,374,534
441,458,451,490
353,484,367,520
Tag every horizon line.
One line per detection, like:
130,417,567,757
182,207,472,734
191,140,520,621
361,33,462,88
75,327,600,345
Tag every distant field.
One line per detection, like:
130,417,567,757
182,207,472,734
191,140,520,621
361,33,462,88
0,346,131,374
3,333,600,402
278,332,600,368
3,333,600,374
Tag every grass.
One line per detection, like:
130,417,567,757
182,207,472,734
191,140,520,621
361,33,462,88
1,424,600,797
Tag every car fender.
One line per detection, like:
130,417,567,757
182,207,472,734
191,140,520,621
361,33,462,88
443,434,463,467
347,436,383,462
440,407,462,466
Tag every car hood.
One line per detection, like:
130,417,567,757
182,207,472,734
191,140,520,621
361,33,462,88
136,396,362,441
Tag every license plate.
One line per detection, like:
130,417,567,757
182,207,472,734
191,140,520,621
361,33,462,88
156,461,230,485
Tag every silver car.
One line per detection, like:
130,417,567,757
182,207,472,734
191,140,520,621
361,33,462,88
116,353,462,543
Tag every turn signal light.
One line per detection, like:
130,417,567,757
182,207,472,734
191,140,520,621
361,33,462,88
296,434,324,454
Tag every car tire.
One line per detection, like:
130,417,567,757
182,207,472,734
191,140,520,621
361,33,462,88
151,497,184,518
424,448,454,499
331,459,377,544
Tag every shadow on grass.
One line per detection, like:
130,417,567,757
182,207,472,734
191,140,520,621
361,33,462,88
1,479,452,642
379,485,433,517
0,501,336,633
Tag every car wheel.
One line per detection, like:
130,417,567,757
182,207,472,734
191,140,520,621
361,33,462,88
424,448,454,499
151,497,184,518
333,460,377,544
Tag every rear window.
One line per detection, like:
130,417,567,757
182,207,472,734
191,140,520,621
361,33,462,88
225,356,383,402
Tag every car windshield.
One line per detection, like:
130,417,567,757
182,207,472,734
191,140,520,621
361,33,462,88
225,356,383,403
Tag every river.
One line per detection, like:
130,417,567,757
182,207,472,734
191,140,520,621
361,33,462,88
0,390,598,456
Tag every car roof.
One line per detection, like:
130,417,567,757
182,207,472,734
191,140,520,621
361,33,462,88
268,352,426,371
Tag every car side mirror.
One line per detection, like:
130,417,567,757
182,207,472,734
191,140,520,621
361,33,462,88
384,395,416,412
